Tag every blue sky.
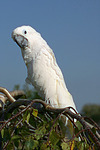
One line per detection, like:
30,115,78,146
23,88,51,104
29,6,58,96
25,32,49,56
0,1,100,111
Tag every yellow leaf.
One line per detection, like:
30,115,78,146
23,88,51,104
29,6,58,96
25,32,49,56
32,109,38,117
70,141,74,150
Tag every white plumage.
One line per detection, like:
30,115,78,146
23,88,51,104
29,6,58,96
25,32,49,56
12,25,76,110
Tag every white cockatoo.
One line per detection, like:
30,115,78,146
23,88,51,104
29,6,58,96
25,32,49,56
12,25,76,111
12,25,77,137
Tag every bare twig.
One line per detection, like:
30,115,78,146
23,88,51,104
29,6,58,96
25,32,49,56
0,87,25,105
0,87,16,103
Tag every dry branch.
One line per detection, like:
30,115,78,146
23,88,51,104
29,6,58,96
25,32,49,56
0,87,25,104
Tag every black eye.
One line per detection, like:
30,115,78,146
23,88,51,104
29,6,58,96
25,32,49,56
24,30,27,34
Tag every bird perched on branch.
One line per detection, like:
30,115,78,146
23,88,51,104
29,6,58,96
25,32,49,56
12,25,77,137
12,25,76,111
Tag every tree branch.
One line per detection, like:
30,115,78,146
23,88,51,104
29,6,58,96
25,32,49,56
0,87,100,149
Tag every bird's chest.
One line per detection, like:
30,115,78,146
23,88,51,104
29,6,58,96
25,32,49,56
27,57,51,98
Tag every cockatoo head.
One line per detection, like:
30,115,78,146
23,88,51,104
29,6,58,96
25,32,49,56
12,25,47,63
12,25,41,49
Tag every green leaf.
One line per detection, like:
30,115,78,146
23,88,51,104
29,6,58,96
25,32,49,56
75,121,83,136
35,126,46,140
49,130,60,146
40,143,48,150
78,141,85,150
1,129,4,138
75,121,82,130
11,135,21,140
27,113,30,123
23,110,28,123
61,142,70,150
24,139,39,150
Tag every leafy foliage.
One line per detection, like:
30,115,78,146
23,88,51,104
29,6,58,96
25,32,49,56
0,85,100,149
0,104,99,149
